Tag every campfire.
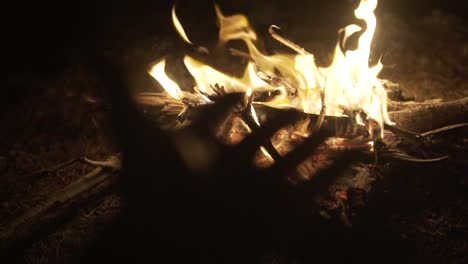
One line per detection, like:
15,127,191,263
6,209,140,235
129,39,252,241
2,0,468,262
129,0,467,228
145,0,392,136
133,0,467,206
135,0,462,171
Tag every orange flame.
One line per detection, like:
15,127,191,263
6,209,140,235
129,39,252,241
149,0,394,136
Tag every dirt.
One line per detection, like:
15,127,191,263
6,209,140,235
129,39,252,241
1,4,467,264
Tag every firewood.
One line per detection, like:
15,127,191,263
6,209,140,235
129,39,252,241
388,97,468,132
0,154,120,257
136,90,468,134
387,98,444,111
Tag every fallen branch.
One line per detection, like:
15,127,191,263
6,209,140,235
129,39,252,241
0,154,121,258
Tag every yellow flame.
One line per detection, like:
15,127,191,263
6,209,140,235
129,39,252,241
320,0,394,134
368,141,375,151
242,66,271,91
172,5,193,45
183,56,273,95
215,4,257,44
149,0,395,137
148,59,183,100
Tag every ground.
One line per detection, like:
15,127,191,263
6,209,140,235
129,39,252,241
1,3,467,263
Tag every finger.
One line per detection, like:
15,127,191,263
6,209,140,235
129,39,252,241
263,128,331,181
235,109,303,162
87,52,192,193
191,93,243,137
241,111,283,162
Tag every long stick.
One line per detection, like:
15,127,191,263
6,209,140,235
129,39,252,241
0,155,120,257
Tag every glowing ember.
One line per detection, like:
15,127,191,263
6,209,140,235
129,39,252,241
149,0,395,137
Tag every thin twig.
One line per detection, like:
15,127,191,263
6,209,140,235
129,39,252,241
313,86,327,132
419,123,468,137
269,25,309,56
382,150,449,163
384,124,431,158
257,70,297,95
229,48,252,60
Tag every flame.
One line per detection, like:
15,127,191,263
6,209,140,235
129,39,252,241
148,59,183,100
322,0,394,131
215,4,257,44
172,6,193,45
368,141,375,151
148,0,395,136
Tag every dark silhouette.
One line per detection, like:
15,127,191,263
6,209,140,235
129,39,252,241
74,52,406,263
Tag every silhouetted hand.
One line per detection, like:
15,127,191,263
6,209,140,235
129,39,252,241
80,52,382,264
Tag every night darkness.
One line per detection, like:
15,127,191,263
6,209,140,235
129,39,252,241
4,0,467,106
3,0,468,263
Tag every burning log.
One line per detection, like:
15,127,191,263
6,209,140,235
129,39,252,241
0,154,121,258
136,91,468,135
136,91,381,228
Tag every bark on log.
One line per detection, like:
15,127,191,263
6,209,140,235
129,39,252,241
0,166,118,258
388,97,468,133
136,92,468,133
